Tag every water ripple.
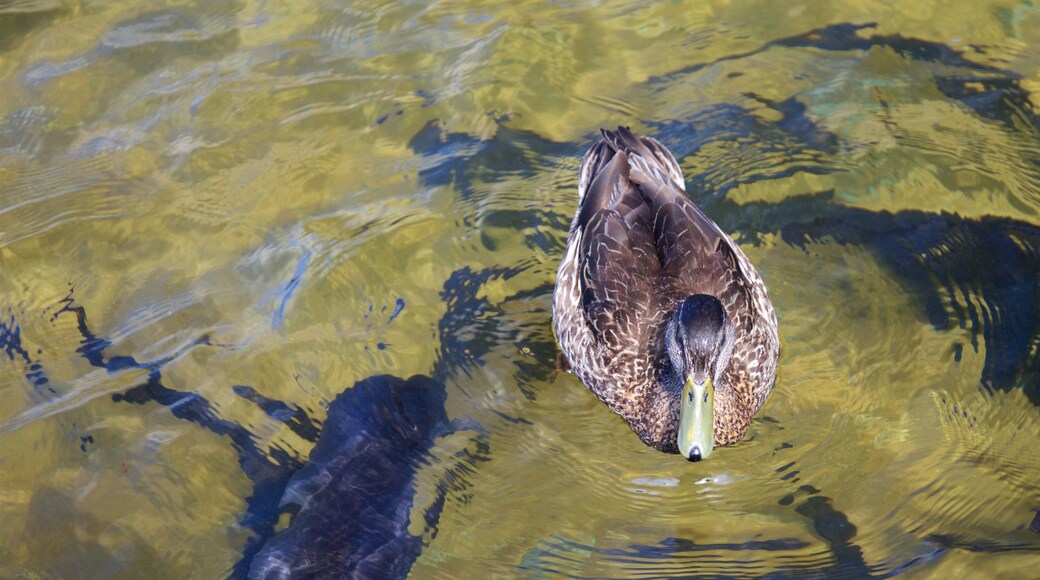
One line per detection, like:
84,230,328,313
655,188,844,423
3,3,1040,578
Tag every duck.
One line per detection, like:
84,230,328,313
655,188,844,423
552,127,779,461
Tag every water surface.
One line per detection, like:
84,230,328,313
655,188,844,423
1,0,1039,577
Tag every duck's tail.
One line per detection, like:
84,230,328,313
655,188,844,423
575,127,686,222
598,126,685,194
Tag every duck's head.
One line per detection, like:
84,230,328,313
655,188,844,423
664,294,735,462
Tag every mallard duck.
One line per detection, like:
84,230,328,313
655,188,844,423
553,127,779,461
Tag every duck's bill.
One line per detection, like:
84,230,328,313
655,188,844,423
678,376,714,461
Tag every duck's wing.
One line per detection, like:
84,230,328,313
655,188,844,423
600,128,732,299
575,138,661,349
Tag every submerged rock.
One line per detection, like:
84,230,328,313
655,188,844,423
248,374,460,579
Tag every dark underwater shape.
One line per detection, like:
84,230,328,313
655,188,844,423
707,190,1040,405
646,95,842,198
407,118,573,254
648,22,1040,135
0,312,54,396
770,23,1040,133
407,118,575,202
248,374,460,579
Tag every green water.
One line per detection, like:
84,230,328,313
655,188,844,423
1,0,1039,577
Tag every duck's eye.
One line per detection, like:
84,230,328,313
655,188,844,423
703,391,709,403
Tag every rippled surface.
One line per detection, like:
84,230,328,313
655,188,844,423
1,0,1040,577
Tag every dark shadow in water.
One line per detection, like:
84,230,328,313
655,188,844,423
711,190,1040,405
247,374,488,579
47,288,488,579
408,118,575,204
435,264,527,382
434,262,558,401
649,22,1040,134
0,311,55,397
770,23,1040,133
648,95,842,198
408,118,574,254
516,483,928,578
926,533,1040,554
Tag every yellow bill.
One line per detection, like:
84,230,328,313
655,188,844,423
678,375,714,461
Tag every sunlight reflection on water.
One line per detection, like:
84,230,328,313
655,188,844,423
0,1,1039,577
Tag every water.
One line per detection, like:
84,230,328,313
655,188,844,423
1,0,1039,577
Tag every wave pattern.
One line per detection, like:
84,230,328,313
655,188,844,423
2,2,1040,579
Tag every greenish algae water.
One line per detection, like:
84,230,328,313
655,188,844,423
1,0,1039,577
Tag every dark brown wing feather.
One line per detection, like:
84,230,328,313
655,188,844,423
577,128,753,344
577,148,659,344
